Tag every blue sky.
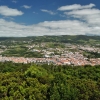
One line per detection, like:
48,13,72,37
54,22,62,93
0,0,100,36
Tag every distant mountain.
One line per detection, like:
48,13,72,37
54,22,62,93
0,35,100,44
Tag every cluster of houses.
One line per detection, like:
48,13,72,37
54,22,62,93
0,51,100,66
0,42,100,66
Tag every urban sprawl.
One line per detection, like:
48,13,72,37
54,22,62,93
0,40,100,66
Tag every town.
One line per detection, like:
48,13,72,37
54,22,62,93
0,35,100,66
0,54,100,66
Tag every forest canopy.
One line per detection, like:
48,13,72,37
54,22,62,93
0,62,100,100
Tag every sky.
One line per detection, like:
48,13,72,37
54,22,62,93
0,0,100,37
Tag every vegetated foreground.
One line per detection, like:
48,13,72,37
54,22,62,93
0,62,100,100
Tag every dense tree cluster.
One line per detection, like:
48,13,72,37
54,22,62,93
0,63,100,100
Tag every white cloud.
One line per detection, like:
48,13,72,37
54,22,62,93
0,18,100,37
0,4,100,37
41,9,56,15
12,0,17,3
58,3,100,35
0,6,23,16
58,3,95,11
65,9,100,16
22,5,31,9
33,12,38,14
64,5,100,26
